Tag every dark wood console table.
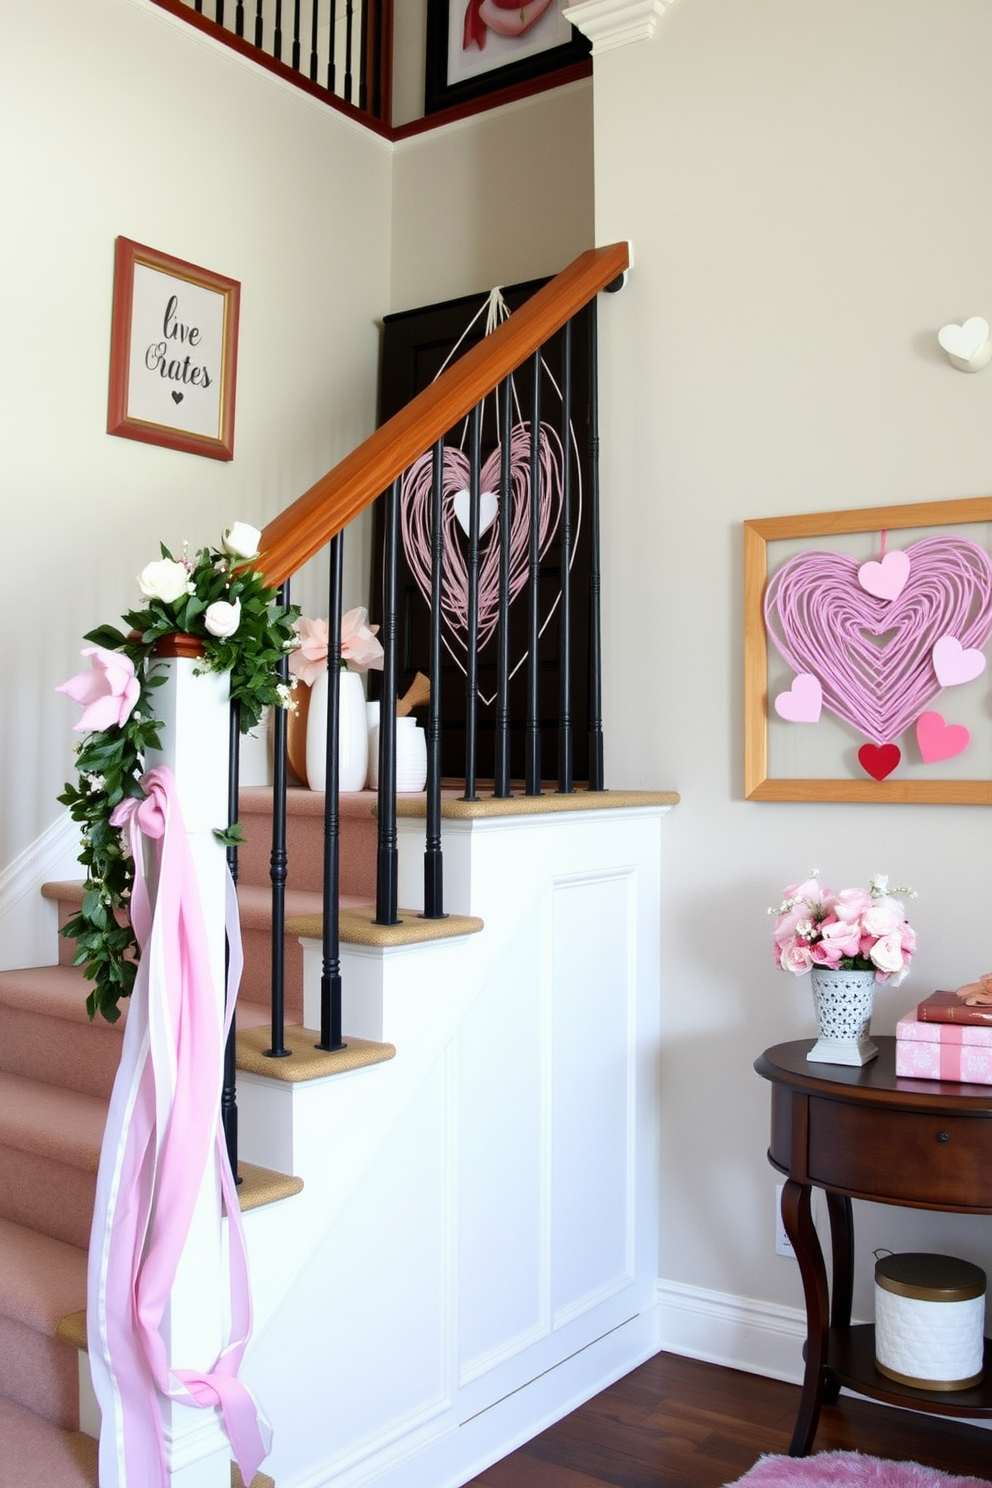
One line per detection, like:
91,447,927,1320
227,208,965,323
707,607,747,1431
755,1037,992,1456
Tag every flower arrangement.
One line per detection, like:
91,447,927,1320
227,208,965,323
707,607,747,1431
288,610,384,686
769,871,917,987
57,522,299,1023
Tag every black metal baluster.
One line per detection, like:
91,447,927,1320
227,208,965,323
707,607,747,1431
318,534,346,1050
525,350,542,794
463,402,482,801
215,0,224,24
344,0,354,102
309,0,320,81
235,0,245,35
494,375,512,797
194,0,203,12
292,0,301,69
254,0,264,47
370,0,384,119
587,299,605,791
358,0,369,111
375,480,400,925
424,441,445,918
266,581,291,1059
223,698,242,1183
274,0,283,59
558,319,574,793
327,0,337,92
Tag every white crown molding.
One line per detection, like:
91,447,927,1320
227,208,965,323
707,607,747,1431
563,0,678,54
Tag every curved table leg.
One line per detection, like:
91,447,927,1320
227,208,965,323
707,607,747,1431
822,1191,854,1405
781,1178,830,1456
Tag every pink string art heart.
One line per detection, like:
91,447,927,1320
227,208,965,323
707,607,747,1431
400,423,567,700
764,536,992,746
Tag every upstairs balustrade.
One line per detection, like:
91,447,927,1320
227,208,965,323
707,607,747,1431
148,0,392,127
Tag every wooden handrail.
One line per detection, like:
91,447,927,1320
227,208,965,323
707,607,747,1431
258,242,629,587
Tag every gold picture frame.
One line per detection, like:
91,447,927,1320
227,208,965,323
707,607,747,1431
744,495,992,803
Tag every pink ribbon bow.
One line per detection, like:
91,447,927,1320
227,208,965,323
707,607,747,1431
89,767,270,1487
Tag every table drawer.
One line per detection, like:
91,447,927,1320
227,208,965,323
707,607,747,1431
808,1097,992,1208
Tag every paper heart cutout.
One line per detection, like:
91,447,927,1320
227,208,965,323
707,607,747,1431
453,488,499,537
858,742,901,781
932,634,987,687
774,673,822,723
171,391,184,405
400,424,568,698
858,549,910,601
765,536,992,745
938,317,990,363
917,710,970,763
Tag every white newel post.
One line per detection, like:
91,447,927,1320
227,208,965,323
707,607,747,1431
143,655,233,1488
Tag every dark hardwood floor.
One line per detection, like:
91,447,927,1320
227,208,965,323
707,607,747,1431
465,1352,992,1487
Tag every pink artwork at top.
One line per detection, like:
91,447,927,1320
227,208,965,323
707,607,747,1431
463,0,555,51
764,535,992,746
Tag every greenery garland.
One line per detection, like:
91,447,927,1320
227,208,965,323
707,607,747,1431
57,524,298,1023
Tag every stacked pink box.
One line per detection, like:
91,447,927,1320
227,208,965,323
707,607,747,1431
896,1011,992,1085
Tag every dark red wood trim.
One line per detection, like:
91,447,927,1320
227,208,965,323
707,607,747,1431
144,0,393,139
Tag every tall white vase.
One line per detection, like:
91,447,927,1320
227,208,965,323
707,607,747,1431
808,966,878,1066
305,667,369,792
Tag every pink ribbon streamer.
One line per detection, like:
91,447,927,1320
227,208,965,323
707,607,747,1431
938,1023,965,1082
87,767,270,1488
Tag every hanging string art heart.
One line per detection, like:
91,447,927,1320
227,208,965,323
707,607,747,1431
399,422,568,697
764,536,992,747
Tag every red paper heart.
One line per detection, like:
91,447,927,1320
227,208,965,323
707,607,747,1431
858,742,901,781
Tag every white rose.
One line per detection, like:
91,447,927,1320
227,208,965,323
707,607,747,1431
222,522,261,560
204,598,241,638
869,932,905,975
138,558,188,604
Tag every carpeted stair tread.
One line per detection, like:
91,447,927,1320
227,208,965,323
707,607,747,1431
237,1024,395,1082
287,905,484,947
0,962,124,1027
0,1073,104,1169
0,1218,87,1334
235,883,369,927
0,1398,97,1488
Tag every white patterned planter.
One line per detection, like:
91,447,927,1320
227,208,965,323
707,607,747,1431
808,966,878,1066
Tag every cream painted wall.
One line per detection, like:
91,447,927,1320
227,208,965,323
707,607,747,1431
390,79,594,309
0,0,391,878
590,0,992,1325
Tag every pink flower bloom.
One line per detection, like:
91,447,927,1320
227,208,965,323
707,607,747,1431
340,607,384,674
289,609,385,688
810,941,842,966
204,598,241,639
833,887,872,922
781,941,814,976
870,932,908,981
289,616,329,687
862,902,901,937
819,918,862,959
57,647,140,733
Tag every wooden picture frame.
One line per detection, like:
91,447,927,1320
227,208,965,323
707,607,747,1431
744,495,992,804
424,0,591,115
107,237,240,461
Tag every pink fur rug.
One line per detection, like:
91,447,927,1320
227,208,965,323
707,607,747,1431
728,1452,990,1488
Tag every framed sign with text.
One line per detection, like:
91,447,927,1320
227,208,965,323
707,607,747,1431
107,237,240,461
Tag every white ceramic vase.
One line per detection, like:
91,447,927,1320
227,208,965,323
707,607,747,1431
808,966,878,1066
367,715,428,792
305,667,369,792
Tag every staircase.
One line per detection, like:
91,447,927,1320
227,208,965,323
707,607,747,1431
0,783,390,1488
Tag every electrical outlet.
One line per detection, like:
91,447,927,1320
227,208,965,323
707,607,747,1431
775,1183,794,1257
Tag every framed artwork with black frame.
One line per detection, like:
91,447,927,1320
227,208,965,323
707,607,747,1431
425,0,591,115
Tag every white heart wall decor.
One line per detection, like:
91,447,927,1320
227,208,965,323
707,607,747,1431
938,317,992,372
453,489,499,537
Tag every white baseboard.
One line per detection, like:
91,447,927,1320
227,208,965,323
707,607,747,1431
284,1306,662,1488
0,813,78,970
656,1278,807,1386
